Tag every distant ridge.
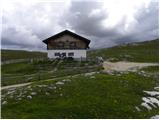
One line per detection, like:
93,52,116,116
88,39,159,62
1,49,47,61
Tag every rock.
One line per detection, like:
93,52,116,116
96,57,104,63
7,90,15,95
45,92,50,95
84,72,96,76
150,115,159,119
135,106,141,111
141,102,152,110
37,85,47,87
54,68,57,71
27,86,31,89
27,95,32,99
31,92,37,95
28,88,33,91
27,77,33,80
18,98,22,100
56,81,64,85
141,71,145,74
23,91,27,94
8,88,16,91
143,91,159,96
116,73,121,76
48,86,53,89
90,76,95,79
17,93,23,97
62,79,71,82
154,87,159,90
2,101,7,105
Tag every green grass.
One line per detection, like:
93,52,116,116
1,49,47,61
1,39,159,118
140,66,159,73
1,62,36,74
88,39,159,62
1,72,158,119
1,59,103,86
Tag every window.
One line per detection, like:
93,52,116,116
68,52,74,57
55,52,60,56
61,52,66,57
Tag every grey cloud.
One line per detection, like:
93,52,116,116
59,0,159,48
2,2,63,50
1,0,159,50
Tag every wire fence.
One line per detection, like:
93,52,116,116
2,64,103,86
1,58,47,65
1,57,104,86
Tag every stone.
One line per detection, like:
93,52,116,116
27,95,32,99
31,92,37,95
2,101,7,105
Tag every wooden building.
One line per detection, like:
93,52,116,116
43,30,90,60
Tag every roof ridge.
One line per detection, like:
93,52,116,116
42,30,91,45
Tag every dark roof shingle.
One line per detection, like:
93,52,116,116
42,30,91,46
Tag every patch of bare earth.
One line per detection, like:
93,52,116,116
103,61,158,72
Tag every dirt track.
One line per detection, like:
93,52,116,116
1,73,83,90
1,62,158,90
103,61,158,72
1,82,31,90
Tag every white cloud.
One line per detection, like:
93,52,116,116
2,0,71,50
1,0,159,50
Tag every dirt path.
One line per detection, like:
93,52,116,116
103,61,158,72
1,73,87,90
1,82,32,90
2,62,158,90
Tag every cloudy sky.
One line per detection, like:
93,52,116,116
1,0,159,51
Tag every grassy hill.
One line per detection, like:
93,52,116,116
2,67,158,118
1,59,102,86
88,39,159,62
1,49,47,61
2,39,158,62
1,39,159,119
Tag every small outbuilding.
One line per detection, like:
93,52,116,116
43,30,90,60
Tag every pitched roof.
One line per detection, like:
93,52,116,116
42,30,91,46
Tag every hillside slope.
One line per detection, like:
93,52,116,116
88,39,159,62
1,49,47,61
2,39,158,62
1,39,159,119
2,68,158,118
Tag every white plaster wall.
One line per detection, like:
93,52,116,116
48,50,86,59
